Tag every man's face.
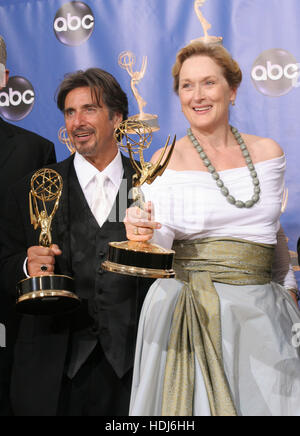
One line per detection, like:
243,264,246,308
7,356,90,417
64,86,122,159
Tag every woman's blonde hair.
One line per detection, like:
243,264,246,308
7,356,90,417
172,41,242,94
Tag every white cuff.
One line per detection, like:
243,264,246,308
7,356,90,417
272,225,298,290
23,257,30,278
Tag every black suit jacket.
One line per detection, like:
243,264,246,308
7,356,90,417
0,117,56,204
0,117,56,416
0,153,152,416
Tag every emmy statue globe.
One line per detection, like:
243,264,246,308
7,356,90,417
58,126,76,155
102,119,176,279
17,168,80,315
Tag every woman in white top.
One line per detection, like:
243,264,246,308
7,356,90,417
125,41,300,416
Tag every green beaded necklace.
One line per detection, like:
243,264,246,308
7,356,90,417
187,126,260,208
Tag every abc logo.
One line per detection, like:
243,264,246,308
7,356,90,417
54,1,95,46
252,49,300,97
0,76,35,121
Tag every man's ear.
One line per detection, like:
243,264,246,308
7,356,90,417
113,112,123,130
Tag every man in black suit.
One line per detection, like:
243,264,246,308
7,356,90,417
0,35,56,416
0,117,56,201
0,35,56,199
0,68,152,416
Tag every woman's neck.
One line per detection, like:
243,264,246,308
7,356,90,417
190,123,235,151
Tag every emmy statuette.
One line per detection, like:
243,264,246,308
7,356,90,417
118,51,160,132
17,169,80,315
192,0,223,45
58,126,76,155
102,120,176,279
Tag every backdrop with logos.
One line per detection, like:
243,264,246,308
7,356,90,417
0,0,299,278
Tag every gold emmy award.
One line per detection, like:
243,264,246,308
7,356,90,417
17,168,80,315
192,0,223,44
118,51,160,132
58,126,76,154
102,119,176,278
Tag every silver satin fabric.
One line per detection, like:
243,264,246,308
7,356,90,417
130,277,300,416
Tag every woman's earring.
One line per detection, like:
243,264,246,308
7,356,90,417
231,100,236,106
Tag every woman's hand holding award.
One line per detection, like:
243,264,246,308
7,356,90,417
102,120,177,278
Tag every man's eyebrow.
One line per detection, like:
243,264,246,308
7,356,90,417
63,103,100,114
83,103,100,109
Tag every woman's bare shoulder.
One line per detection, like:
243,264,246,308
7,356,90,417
242,133,284,162
150,137,186,165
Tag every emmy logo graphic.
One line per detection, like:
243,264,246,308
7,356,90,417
192,0,223,45
58,126,76,154
118,51,160,132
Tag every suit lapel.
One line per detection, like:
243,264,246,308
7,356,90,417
99,153,134,228
121,153,134,206
52,154,134,272
50,155,74,275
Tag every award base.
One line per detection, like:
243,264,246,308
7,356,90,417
191,36,223,45
17,275,80,316
102,241,176,279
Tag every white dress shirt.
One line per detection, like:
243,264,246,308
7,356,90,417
73,150,124,224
